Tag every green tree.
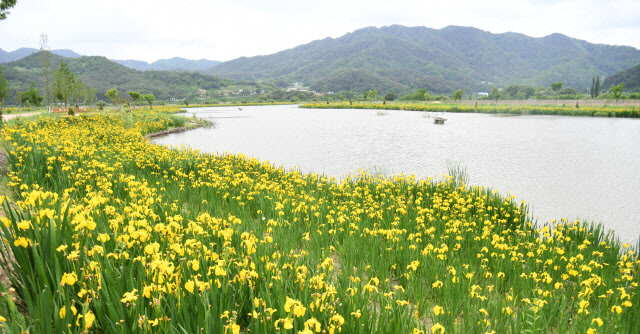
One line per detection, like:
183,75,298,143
489,87,500,104
551,82,563,105
0,0,17,20
362,91,369,100
384,92,397,101
590,77,596,98
0,66,10,114
558,87,577,96
21,82,43,108
452,89,463,102
106,88,118,108
128,91,141,109
610,82,625,104
53,61,75,106
69,76,94,105
503,84,535,100
369,90,378,101
81,85,97,104
417,88,427,101
594,76,601,98
143,94,156,109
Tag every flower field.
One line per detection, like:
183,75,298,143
300,102,640,118
0,113,638,333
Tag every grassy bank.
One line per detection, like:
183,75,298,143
300,102,640,118
0,113,638,333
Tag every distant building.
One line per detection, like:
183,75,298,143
478,92,489,97
197,89,207,100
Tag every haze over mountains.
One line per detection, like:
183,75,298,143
3,25,640,95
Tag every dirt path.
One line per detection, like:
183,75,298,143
3,112,45,120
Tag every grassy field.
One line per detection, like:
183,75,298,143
300,102,640,118
0,112,637,333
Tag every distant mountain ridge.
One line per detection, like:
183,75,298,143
1,48,220,72
204,25,640,93
1,52,255,101
4,25,640,95
0,48,82,63
112,57,221,71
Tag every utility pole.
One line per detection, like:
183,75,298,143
40,33,53,113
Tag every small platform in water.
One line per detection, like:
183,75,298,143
434,116,447,124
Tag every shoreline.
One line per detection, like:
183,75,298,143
144,126,192,139
300,102,640,118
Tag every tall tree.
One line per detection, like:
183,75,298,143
69,76,94,105
591,77,596,98
452,89,463,102
0,0,17,20
106,88,118,109
143,94,155,109
82,85,97,104
551,82,563,105
594,76,601,98
610,82,625,104
384,92,397,101
0,66,10,115
369,90,378,101
128,91,141,109
489,87,500,104
53,61,75,106
21,82,43,107
417,88,427,101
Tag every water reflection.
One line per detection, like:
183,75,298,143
154,105,640,244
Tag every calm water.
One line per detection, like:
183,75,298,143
153,105,640,244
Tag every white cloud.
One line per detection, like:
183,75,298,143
1,0,639,62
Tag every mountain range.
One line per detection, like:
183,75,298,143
0,48,220,72
204,25,640,93
3,25,640,96
0,48,82,63
1,52,259,101
112,57,220,71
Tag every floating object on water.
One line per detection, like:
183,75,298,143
434,116,447,124
238,107,244,111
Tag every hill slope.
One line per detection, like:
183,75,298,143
602,63,640,92
2,52,254,101
205,25,640,94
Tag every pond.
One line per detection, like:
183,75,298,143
152,105,640,245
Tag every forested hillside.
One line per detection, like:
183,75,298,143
205,25,640,94
602,63,640,92
2,52,258,101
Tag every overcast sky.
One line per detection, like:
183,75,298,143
1,0,639,63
